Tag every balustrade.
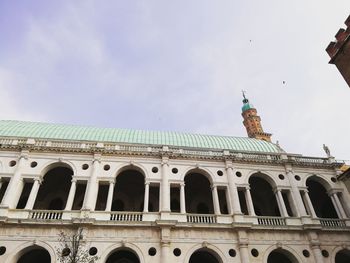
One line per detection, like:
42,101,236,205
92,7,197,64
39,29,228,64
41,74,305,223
257,216,286,226
187,214,217,224
319,218,346,228
110,212,143,222
30,210,63,220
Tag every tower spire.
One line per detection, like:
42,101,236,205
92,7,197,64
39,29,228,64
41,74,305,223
241,93,272,142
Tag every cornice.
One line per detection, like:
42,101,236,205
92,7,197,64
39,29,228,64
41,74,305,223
0,137,342,169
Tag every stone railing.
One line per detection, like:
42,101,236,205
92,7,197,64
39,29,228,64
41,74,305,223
187,214,217,224
110,212,143,222
257,216,286,226
0,137,341,166
29,210,63,220
319,218,346,228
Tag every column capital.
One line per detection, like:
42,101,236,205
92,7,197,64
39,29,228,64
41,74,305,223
238,241,249,248
34,177,43,184
161,161,169,166
273,187,282,194
19,150,29,160
225,160,233,169
161,240,171,247
180,182,185,187
108,179,115,185
327,189,340,196
93,156,101,163
145,181,150,186
245,186,251,191
71,178,78,183
211,184,218,190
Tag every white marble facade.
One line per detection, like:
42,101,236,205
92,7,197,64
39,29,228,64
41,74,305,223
0,140,349,263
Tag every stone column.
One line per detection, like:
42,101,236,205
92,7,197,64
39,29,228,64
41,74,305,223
225,187,233,214
1,152,28,209
238,242,250,263
275,188,289,217
82,154,101,211
161,157,170,212
180,183,186,214
245,187,255,216
64,179,77,211
211,185,221,215
225,161,242,214
105,180,115,212
160,241,170,263
285,169,306,217
330,192,347,219
311,244,325,263
0,178,2,192
143,182,150,213
24,177,42,210
302,190,317,218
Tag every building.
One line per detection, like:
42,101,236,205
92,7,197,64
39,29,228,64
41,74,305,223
326,15,350,88
0,96,350,263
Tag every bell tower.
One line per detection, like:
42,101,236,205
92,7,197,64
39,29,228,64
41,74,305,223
241,92,272,142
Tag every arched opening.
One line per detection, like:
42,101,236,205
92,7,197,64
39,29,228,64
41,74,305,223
112,170,144,212
306,177,338,218
106,248,140,263
267,248,299,263
185,173,213,214
189,248,221,263
34,166,73,210
17,246,50,263
335,249,350,263
249,175,280,216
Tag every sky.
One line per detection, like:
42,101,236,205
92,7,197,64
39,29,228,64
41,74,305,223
0,1,349,162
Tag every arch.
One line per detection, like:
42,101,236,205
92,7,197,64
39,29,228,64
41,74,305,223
306,176,338,218
112,168,145,212
100,243,145,263
334,248,350,263
247,171,278,188
181,167,215,184
34,165,73,210
184,171,214,214
6,241,55,263
249,173,280,216
40,160,76,177
304,174,332,191
184,244,225,263
264,246,300,263
114,163,147,179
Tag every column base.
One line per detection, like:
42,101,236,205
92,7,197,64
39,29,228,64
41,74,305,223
160,211,172,220
232,213,244,222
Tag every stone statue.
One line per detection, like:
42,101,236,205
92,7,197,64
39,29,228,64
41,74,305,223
323,144,331,158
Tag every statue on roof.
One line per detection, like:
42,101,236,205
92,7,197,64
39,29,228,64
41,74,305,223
323,144,331,158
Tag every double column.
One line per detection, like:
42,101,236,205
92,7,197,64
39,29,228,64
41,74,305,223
301,189,317,218
105,180,115,212
211,185,221,215
274,188,289,217
329,190,347,219
82,154,101,211
64,179,77,211
24,177,42,210
245,186,255,216
143,181,150,212
1,152,28,209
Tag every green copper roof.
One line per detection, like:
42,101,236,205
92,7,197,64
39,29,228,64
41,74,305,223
0,120,281,153
242,103,254,112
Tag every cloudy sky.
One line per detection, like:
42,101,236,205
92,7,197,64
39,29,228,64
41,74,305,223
0,1,349,161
